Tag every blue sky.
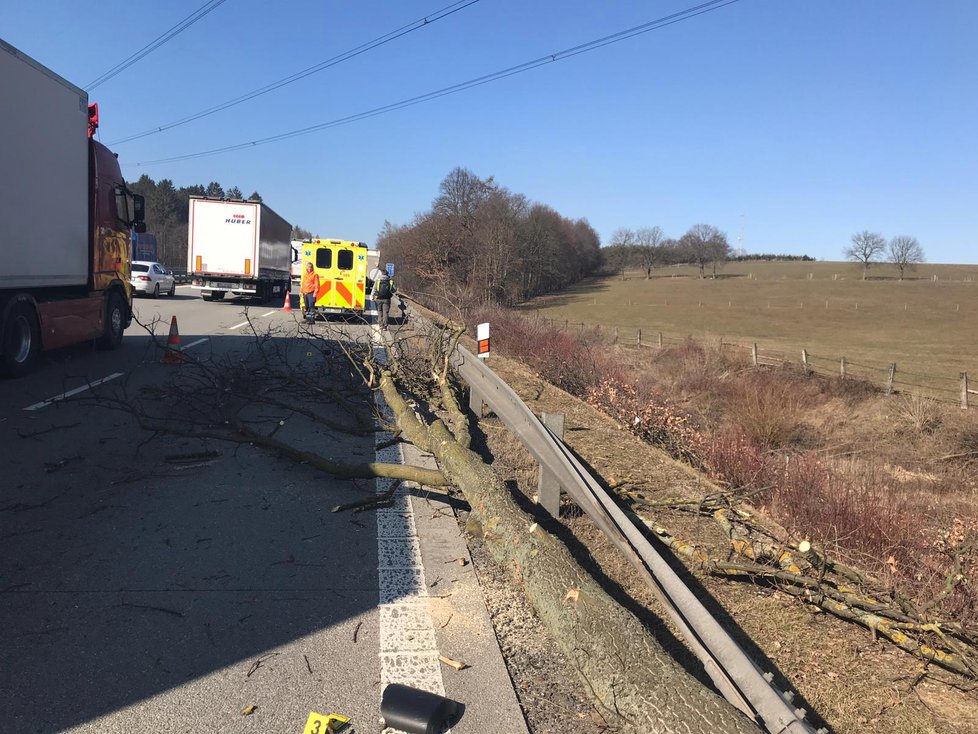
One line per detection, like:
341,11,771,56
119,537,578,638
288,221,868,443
4,0,976,262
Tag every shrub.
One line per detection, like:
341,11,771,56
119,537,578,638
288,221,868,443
725,372,807,450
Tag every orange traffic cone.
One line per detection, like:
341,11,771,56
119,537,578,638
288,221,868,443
162,315,184,364
282,288,293,312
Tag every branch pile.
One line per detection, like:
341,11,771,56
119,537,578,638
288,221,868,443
624,491,978,679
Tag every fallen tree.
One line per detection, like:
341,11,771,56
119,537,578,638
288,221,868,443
371,325,761,733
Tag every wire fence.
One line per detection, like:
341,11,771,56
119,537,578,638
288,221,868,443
533,315,974,410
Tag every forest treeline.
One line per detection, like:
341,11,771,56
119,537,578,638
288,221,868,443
377,167,601,309
132,168,805,291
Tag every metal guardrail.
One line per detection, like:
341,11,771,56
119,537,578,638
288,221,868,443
450,343,823,734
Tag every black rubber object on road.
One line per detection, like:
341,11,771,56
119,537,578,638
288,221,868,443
379,683,461,734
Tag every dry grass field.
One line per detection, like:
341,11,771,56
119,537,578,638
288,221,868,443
522,260,978,404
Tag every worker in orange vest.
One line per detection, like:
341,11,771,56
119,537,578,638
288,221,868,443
300,261,320,320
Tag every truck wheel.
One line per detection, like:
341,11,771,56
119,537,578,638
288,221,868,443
96,292,126,350
2,302,41,378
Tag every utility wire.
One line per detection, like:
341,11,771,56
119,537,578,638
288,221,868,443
86,0,230,91
136,0,741,166
109,0,480,145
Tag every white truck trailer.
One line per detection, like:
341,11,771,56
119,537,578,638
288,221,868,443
0,39,144,377
187,197,292,302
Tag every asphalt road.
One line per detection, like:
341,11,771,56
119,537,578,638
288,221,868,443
0,287,525,734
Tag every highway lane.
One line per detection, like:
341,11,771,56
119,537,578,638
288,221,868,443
0,291,388,733
0,289,524,734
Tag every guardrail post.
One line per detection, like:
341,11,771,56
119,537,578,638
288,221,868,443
468,386,484,417
886,363,896,395
962,372,969,409
537,412,565,518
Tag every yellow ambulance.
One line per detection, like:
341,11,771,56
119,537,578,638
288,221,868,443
300,239,369,316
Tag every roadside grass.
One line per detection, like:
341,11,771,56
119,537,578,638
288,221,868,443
521,261,978,398
471,304,978,628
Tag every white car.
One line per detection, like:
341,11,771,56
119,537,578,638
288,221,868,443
131,261,176,297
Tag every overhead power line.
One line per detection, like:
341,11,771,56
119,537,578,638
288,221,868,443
109,0,481,146
86,0,230,91
136,0,741,166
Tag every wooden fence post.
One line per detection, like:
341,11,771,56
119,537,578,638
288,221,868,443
962,373,970,410
637,328,642,347
751,343,758,367
564,319,568,330
840,356,847,380
614,326,619,343
886,363,896,395
801,349,809,373
657,332,663,348
537,412,565,517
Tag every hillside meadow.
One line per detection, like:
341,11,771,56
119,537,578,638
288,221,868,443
520,260,978,404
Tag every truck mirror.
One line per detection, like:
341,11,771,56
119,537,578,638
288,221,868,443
133,193,146,224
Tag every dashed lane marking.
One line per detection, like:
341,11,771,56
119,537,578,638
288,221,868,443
228,321,250,330
24,372,124,411
260,311,276,317
183,338,209,349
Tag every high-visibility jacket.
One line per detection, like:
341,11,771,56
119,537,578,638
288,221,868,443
300,270,320,295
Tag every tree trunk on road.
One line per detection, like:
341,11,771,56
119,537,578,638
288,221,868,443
379,370,759,733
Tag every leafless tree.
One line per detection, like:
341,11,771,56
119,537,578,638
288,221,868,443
679,224,730,279
845,230,887,280
635,226,665,279
382,168,599,309
609,227,636,247
888,235,925,280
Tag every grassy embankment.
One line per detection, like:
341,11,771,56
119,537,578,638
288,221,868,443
522,260,978,402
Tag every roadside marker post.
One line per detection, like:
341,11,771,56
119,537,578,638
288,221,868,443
476,322,490,359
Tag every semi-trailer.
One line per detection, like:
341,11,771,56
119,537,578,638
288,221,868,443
187,197,292,302
0,39,145,377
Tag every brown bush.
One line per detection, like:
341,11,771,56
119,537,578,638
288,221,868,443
471,308,623,395
460,306,978,626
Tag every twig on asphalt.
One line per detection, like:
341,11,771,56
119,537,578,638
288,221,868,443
18,422,80,439
115,602,183,618
246,652,280,677
332,481,402,513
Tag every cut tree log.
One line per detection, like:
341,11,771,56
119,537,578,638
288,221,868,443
378,369,760,733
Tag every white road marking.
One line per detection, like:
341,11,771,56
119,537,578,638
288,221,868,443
260,310,275,317
183,338,209,349
228,321,250,330
373,328,446,719
24,372,124,411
